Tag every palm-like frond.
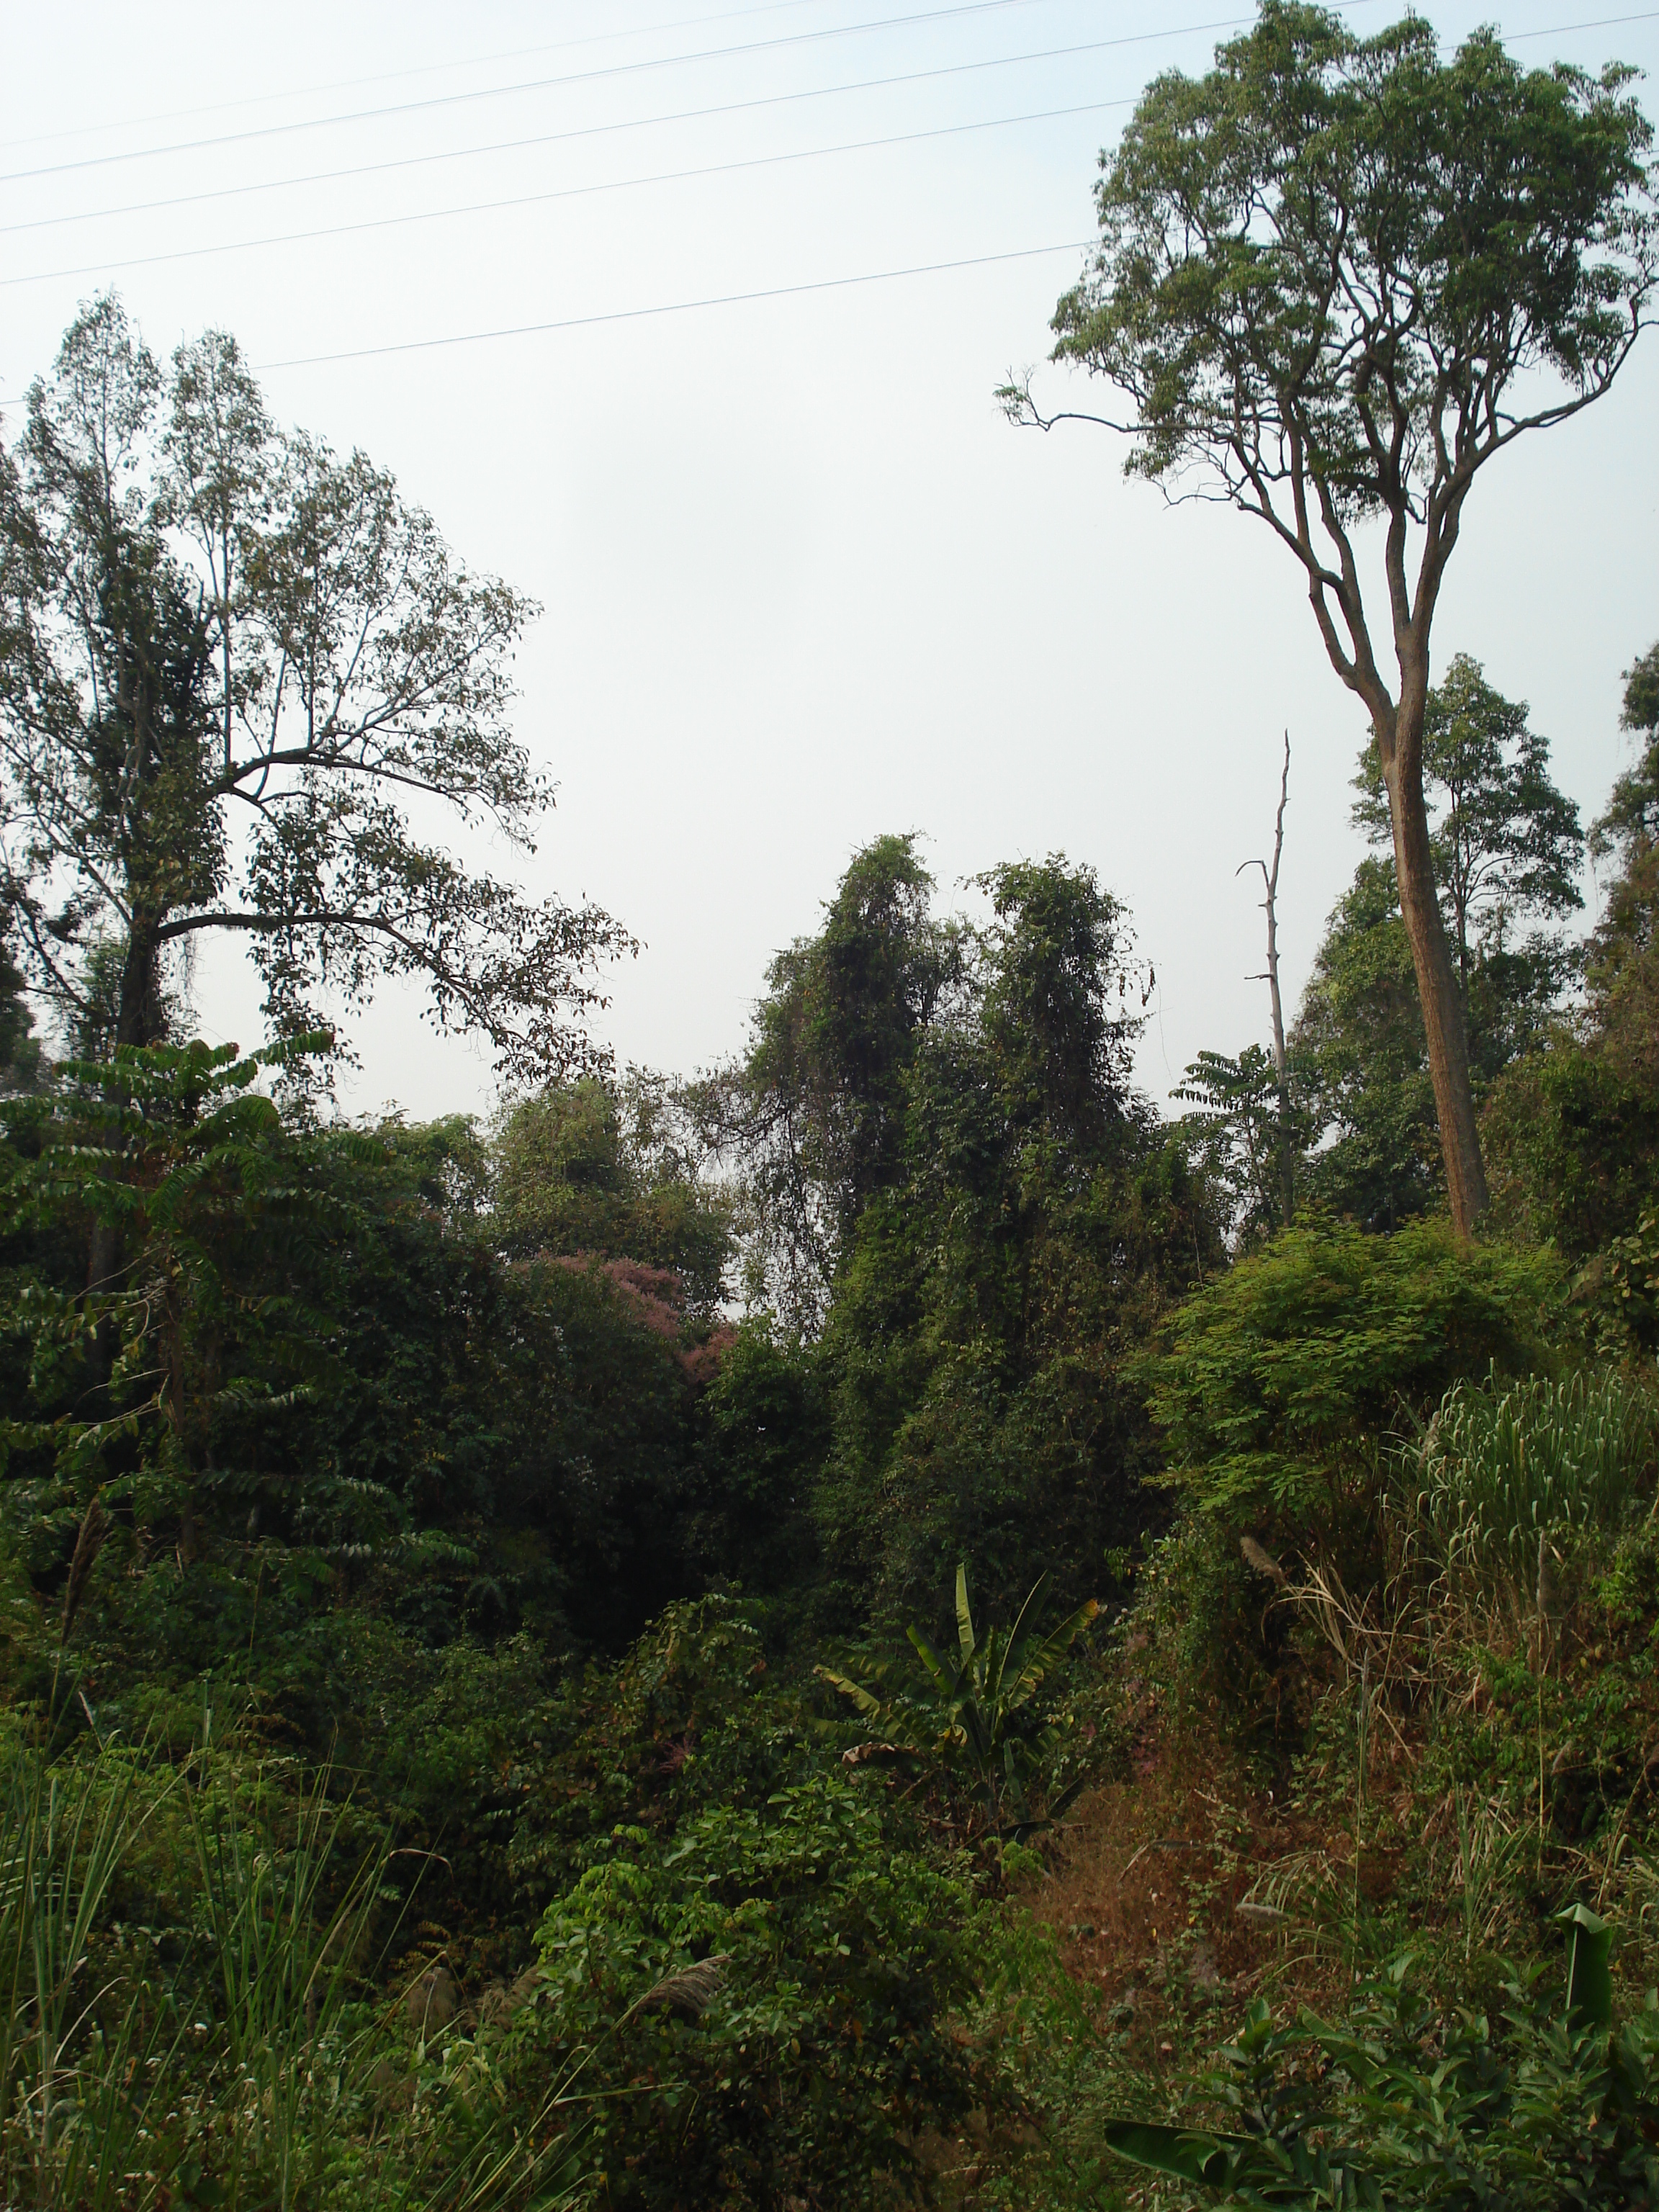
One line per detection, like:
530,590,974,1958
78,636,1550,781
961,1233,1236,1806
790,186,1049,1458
955,1562,977,1669
819,1563,1100,1835
1002,1599,1102,1713
811,1666,884,1720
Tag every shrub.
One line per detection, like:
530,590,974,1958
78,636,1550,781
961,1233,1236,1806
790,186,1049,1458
1103,1926,1659,2210
516,1720,985,2206
1143,1218,1562,1528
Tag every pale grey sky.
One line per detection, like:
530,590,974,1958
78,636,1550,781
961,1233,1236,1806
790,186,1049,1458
5,0,1657,1120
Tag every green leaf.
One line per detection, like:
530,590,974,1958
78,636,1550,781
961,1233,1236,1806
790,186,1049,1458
955,1560,976,1668
1557,1902,1614,2028
811,1666,884,1720
1101,2119,1249,2187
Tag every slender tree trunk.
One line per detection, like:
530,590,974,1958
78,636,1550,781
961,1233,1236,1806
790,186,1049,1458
81,910,151,1394
1378,685,1488,1236
1262,738,1295,1231
85,914,161,1361
1241,736,1295,1228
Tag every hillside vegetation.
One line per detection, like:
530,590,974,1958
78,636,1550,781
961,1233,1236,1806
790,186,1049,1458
3,7,1659,2195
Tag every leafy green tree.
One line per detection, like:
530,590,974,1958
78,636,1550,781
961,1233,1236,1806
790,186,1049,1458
1174,1045,1308,1246
816,856,1218,1622
1586,633,1659,1084
1007,3,1655,1234
685,1321,827,1600
0,1035,349,1563
1295,858,1578,1231
1352,655,1584,998
1292,858,1440,1228
1483,635,1659,1261
0,296,626,1079
492,1074,730,1315
1483,1043,1659,1262
1294,665,1582,1227
694,834,962,1331
0,1040,735,1670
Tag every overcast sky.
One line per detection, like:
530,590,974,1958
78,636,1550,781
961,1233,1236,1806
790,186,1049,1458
5,0,1657,1122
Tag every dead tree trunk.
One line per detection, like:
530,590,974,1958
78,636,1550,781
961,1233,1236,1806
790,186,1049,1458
1240,734,1296,1230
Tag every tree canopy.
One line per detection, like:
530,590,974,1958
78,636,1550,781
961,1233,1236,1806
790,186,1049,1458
1008,1,1655,1233
0,296,629,1082
691,833,963,1331
1351,655,1583,994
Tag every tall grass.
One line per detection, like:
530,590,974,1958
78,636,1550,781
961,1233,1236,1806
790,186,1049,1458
0,1728,599,2211
1411,1367,1659,1606
0,1732,173,2209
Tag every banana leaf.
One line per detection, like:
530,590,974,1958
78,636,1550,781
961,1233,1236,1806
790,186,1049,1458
1101,2120,1252,2187
1557,1902,1614,2028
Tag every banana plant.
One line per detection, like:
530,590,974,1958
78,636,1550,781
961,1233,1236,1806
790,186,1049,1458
819,1563,1098,1838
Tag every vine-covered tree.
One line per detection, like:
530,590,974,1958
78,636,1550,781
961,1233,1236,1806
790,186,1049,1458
692,834,963,1331
0,296,629,1081
1005,3,1655,1233
1586,633,1659,1083
817,855,1212,1621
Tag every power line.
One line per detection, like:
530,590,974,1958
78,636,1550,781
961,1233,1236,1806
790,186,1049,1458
10,0,1646,165
9,4,1642,248
0,0,1050,184
253,238,1094,371
0,14,1290,238
2,100,1126,292
8,0,1645,165
1505,8,1659,37
0,0,849,151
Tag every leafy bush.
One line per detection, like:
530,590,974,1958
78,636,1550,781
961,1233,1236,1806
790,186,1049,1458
1484,1044,1659,1264
1103,1928,1659,2209
1143,1219,1562,1527
520,1767,981,2209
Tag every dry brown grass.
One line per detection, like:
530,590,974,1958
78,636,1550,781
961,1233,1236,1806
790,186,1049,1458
1017,1714,1414,2067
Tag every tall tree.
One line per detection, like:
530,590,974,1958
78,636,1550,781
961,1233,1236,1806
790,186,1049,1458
1350,655,1583,997
818,855,1210,1621
1585,632,1659,1082
0,297,628,1081
693,834,962,1331
1004,4,1655,1233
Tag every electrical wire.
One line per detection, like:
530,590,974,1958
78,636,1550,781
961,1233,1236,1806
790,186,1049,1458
252,238,1095,371
229,1,1659,378
0,0,1055,184
1,99,1125,291
3,0,1645,369
0,13,1291,238
0,0,860,150
9,0,1647,161
1506,7,1659,36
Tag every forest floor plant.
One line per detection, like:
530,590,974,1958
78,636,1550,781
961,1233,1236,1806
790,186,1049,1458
993,1354,1659,2206
0,1721,616,2210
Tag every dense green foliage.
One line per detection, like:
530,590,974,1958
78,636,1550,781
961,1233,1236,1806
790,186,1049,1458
0,299,626,1087
4,43,1659,2200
